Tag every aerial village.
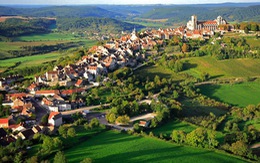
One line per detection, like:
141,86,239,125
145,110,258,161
0,15,233,144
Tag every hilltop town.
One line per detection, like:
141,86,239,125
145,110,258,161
0,15,254,138
0,12,259,162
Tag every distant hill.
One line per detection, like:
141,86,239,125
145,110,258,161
0,6,123,18
56,17,144,33
140,5,260,23
0,3,259,24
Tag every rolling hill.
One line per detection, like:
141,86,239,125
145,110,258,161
0,6,123,18
140,5,260,22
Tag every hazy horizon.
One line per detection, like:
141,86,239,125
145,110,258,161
0,0,260,5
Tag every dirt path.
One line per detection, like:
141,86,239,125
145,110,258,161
130,113,157,122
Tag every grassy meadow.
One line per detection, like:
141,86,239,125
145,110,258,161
15,33,77,41
198,81,260,107
64,130,246,163
135,64,186,81
181,56,260,79
0,52,69,72
149,119,197,137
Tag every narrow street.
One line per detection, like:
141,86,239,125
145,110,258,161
31,99,48,124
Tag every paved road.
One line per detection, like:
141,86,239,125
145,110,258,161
61,103,110,115
130,113,157,122
31,99,48,124
61,98,155,116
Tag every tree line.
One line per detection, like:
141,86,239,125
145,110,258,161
0,18,55,37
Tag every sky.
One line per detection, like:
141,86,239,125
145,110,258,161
0,0,259,5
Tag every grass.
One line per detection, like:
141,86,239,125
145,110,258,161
181,56,260,79
15,33,77,41
149,119,197,137
64,130,246,163
135,64,184,81
198,81,260,107
245,37,260,49
181,99,228,117
0,52,69,70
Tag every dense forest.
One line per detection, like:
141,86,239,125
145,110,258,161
56,17,144,33
0,4,260,23
141,5,260,22
0,6,122,18
0,18,55,37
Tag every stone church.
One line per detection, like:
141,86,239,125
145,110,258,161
187,15,227,31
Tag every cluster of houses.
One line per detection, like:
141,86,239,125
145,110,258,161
0,91,64,145
0,75,24,89
0,111,62,145
0,15,232,144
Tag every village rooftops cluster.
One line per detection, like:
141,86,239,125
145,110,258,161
0,15,232,144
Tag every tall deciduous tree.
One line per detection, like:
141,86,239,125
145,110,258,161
54,151,67,163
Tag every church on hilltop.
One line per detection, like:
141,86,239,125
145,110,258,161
187,15,227,31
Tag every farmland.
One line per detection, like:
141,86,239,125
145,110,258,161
15,33,78,42
181,56,260,79
0,52,69,72
198,81,260,107
64,130,246,163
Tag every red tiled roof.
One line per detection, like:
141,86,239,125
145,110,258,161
75,79,83,86
203,21,217,25
48,112,60,120
0,118,9,124
193,30,201,35
8,93,27,98
35,90,60,95
61,88,84,95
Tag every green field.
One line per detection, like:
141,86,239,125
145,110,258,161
0,52,68,71
64,130,246,163
149,119,197,136
198,81,260,107
182,56,260,78
15,33,78,41
135,64,185,81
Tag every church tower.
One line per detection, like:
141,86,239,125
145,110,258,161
191,15,197,30
216,16,223,25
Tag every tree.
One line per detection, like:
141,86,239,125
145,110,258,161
171,130,186,143
106,112,116,123
67,128,76,137
182,43,190,53
42,136,54,152
41,114,49,125
58,125,67,137
26,156,38,163
244,27,249,34
173,90,179,99
53,151,67,163
14,152,23,163
116,115,130,125
174,60,183,73
80,158,92,163
133,123,141,133
88,118,100,129
230,140,248,156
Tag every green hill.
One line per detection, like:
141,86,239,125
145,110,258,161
56,17,144,33
141,5,260,22
64,130,246,163
0,6,122,18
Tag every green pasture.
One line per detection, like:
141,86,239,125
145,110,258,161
198,81,260,107
15,33,77,41
149,119,197,137
0,52,69,70
135,64,185,81
64,130,246,163
181,56,260,78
